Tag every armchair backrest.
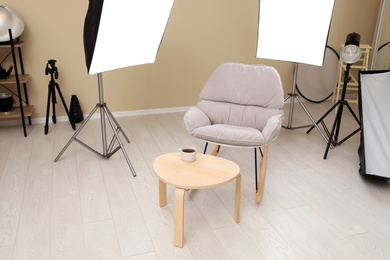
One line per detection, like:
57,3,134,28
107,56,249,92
196,63,284,130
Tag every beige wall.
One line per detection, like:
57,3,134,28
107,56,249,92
378,0,390,45
1,0,381,118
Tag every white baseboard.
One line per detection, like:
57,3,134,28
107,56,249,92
0,106,191,126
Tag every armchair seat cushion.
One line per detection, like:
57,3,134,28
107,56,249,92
191,124,266,147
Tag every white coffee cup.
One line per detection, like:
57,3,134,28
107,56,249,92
178,146,197,162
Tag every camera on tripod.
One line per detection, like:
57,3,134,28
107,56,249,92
45,59,58,79
44,58,75,134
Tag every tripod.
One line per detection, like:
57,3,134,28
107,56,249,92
54,73,136,177
307,63,360,159
283,63,329,143
44,59,76,134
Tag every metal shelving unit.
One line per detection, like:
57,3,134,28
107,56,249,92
0,29,33,137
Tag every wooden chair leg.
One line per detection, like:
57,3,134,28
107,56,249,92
256,145,268,204
211,145,220,156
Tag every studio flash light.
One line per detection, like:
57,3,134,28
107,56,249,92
340,32,362,64
0,4,24,42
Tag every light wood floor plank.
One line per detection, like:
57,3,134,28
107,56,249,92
274,167,368,236
0,126,17,179
347,231,390,260
76,158,112,223
170,201,230,259
26,133,54,176
0,158,30,247
130,179,194,259
12,174,52,260
0,136,33,247
50,194,85,260
214,225,266,260
52,133,79,197
123,116,164,173
189,188,237,229
123,251,158,260
99,157,155,257
215,183,301,260
0,245,13,260
142,114,181,153
288,205,366,259
250,190,337,259
83,219,122,260
52,153,79,198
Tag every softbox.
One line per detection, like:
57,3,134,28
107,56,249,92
257,0,335,66
256,0,335,141
84,0,174,74
358,70,390,178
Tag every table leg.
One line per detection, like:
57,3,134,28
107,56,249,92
174,188,185,247
159,179,167,207
234,174,241,223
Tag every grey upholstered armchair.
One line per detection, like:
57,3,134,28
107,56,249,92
183,63,284,203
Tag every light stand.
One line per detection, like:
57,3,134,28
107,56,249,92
54,73,136,176
54,0,174,176
256,0,335,144
307,33,362,159
283,63,330,143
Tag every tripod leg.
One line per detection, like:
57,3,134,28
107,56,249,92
324,123,336,159
345,102,361,125
285,93,295,129
284,64,299,129
334,102,347,143
54,105,99,162
306,101,339,134
44,85,52,135
294,96,329,143
55,83,76,130
103,106,136,176
324,102,343,159
337,102,361,145
51,84,57,124
104,106,131,143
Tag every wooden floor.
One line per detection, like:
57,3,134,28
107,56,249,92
0,101,389,260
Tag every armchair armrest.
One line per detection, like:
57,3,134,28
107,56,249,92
262,114,284,143
183,107,211,134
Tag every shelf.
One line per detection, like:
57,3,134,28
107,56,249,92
340,82,359,86
0,41,24,48
0,31,32,137
0,74,30,84
0,105,33,120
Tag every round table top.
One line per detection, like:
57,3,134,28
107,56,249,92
153,152,240,190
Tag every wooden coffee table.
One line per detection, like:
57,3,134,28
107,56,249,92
153,152,241,247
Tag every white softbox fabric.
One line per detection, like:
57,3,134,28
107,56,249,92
257,0,335,66
86,0,174,75
358,70,390,178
